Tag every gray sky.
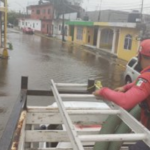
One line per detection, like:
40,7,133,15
7,0,150,14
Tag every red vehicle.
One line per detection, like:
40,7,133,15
22,27,34,35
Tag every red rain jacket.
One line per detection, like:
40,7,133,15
99,66,150,129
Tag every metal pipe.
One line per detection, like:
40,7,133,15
67,110,120,115
140,0,144,22
51,80,84,150
60,94,95,98
56,83,87,87
79,134,146,142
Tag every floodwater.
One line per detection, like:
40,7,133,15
0,32,126,96
0,31,126,138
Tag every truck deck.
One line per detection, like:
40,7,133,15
0,77,150,150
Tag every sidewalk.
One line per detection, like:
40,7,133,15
83,44,127,68
83,44,117,57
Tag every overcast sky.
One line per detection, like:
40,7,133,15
7,0,150,14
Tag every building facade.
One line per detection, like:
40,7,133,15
52,13,78,40
26,3,54,35
19,19,41,32
66,21,140,61
95,22,140,61
66,21,95,45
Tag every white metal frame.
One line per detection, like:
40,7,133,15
50,80,150,149
19,80,150,150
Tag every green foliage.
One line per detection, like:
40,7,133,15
8,11,23,26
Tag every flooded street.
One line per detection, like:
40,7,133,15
2,32,125,93
0,31,126,138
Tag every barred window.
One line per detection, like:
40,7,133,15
124,34,132,50
36,10,40,14
76,27,83,40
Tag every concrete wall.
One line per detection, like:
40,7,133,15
41,20,52,34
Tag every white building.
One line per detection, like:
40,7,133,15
52,12,78,40
19,19,41,32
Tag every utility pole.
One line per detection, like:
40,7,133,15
98,0,102,21
139,0,145,40
62,0,65,42
2,0,8,58
140,0,144,22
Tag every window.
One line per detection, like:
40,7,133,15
88,36,91,43
22,22,24,25
128,59,136,67
36,10,40,14
65,26,67,36
76,27,83,40
43,9,45,14
59,25,61,31
124,34,132,50
33,23,35,28
48,9,51,14
134,63,142,73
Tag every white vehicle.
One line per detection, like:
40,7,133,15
124,57,141,84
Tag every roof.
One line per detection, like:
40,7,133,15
66,21,94,26
81,10,129,22
27,3,52,8
94,22,137,28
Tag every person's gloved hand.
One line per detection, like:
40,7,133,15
93,89,101,96
114,86,125,92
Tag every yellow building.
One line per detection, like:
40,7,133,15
94,22,140,61
0,0,8,58
66,21,97,46
66,21,141,61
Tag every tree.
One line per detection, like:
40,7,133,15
7,11,20,26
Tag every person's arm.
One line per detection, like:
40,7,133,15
98,86,148,110
123,82,135,91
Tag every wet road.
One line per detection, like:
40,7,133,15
0,31,126,138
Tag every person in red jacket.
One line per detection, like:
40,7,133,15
93,39,150,150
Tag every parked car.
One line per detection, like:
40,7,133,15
7,23,13,28
22,27,34,34
124,57,141,84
